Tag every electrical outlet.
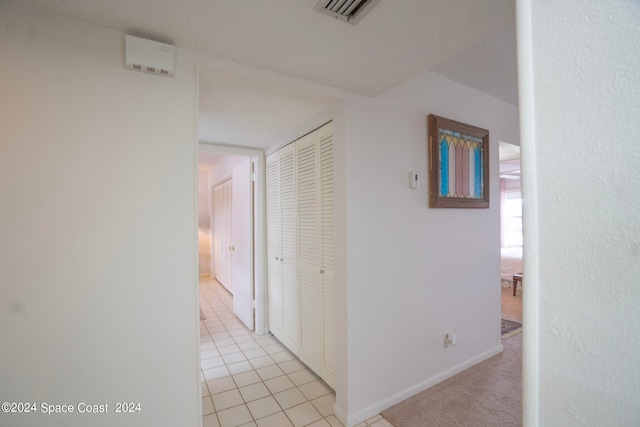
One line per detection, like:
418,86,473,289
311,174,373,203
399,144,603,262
445,332,457,348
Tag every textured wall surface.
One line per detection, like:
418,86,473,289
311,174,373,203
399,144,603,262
521,0,640,425
0,3,200,426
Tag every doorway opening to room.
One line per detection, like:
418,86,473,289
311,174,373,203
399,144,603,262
499,142,523,334
194,64,343,425
198,149,261,332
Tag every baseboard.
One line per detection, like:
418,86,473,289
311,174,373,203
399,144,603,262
333,402,347,426
345,344,505,426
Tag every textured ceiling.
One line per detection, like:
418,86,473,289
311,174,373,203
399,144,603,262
11,0,517,102
198,68,333,147
10,0,518,150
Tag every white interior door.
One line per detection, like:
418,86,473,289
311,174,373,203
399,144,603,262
232,159,254,330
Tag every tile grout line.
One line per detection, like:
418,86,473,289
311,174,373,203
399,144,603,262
199,278,344,427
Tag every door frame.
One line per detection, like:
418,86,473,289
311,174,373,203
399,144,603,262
198,142,268,335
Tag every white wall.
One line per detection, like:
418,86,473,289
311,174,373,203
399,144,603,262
198,170,211,276
500,177,522,248
0,3,528,426
519,0,640,425
208,155,248,186
0,3,199,426
341,71,520,424
503,179,521,191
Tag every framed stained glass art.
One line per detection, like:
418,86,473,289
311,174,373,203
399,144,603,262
428,114,490,208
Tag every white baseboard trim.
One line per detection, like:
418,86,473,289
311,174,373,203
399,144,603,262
345,344,504,426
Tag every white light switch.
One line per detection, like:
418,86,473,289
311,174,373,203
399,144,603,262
410,171,419,189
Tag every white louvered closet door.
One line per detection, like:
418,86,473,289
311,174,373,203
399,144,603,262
319,125,336,388
266,121,335,389
296,131,324,377
266,153,283,339
279,144,299,352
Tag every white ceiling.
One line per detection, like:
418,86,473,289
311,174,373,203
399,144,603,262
11,0,518,162
198,68,334,148
197,152,223,170
499,141,521,162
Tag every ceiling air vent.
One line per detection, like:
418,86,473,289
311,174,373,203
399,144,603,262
314,0,381,24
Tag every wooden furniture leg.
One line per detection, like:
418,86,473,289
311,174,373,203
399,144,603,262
512,273,522,296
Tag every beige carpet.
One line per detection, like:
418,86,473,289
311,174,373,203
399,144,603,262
382,334,522,427
501,286,522,323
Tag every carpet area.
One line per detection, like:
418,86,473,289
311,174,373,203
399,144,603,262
382,334,522,427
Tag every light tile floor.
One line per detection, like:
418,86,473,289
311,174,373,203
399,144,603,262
201,277,395,427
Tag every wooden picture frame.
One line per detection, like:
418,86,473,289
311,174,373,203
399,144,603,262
428,114,490,208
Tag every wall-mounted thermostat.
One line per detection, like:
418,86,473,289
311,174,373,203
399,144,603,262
409,171,419,189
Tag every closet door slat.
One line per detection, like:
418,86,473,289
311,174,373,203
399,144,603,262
266,153,283,339
280,145,299,351
319,129,336,386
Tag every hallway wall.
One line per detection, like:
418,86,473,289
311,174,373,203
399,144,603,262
341,70,519,424
519,0,640,424
0,4,200,426
199,169,212,276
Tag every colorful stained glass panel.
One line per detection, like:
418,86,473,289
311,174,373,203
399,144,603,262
437,129,484,199
428,115,489,208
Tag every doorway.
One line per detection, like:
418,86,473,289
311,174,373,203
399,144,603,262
198,147,267,333
195,63,343,424
499,142,523,327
